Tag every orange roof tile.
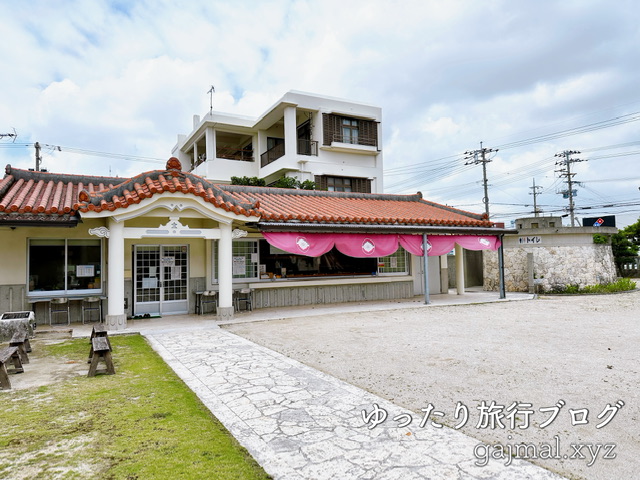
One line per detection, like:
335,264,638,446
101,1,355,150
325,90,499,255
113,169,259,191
218,185,492,227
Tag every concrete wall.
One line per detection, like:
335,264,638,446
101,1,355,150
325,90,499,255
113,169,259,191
252,280,413,309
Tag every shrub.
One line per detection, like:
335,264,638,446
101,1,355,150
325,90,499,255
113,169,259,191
546,278,636,294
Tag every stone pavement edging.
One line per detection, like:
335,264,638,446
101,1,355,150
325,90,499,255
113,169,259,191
145,326,565,480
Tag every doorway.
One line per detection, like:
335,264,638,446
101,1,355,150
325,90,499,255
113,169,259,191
133,245,189,316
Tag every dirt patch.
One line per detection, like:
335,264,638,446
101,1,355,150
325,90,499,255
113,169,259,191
224,290,640,480
3,330,88,391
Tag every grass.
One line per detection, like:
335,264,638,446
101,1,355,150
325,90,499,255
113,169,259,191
0,334,272,480
547,277,637,294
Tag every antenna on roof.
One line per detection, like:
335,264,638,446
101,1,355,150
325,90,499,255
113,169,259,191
207,85,215,115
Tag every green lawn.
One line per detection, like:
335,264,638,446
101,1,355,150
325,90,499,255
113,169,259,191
0,334,272,480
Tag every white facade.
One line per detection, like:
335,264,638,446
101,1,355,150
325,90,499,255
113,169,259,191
172,91,384,193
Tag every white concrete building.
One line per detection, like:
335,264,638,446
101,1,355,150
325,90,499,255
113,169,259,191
172,91,383,193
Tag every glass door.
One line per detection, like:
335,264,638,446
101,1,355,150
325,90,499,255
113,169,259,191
134,245,189,316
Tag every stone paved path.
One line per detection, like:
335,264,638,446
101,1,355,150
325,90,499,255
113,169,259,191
146,326,566,480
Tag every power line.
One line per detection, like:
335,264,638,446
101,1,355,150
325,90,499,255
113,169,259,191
463,142,497,219
554,150,587,227
529,179,543,217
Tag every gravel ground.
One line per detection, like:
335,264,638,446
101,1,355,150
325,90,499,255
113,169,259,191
224,288,640,480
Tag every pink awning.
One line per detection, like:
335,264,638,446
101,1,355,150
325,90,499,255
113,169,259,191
263,232,501,258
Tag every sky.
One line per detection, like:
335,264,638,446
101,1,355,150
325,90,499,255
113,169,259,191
1,0,639,228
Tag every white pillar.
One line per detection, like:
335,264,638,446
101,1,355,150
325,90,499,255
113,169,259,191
217,222,234,320
106,218,127,330
422,234,430,304
284,106,297,159
455,243,465,295
205,126,216,161
439,254,449,293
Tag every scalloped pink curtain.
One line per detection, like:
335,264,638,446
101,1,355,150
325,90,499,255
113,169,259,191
262,232,500,258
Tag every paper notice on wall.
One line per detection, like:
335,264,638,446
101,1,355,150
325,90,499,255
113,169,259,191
161,256,175,267
142,277,158,289
76,265,94,278
233,256,246,275
171,266,182,280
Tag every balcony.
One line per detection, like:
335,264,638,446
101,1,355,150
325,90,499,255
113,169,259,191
297,139,318,156
328,133,377,148
217,146,254,162
260,143,285,167
260,140,318,167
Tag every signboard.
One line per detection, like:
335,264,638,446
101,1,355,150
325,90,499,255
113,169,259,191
518,236,542,245
582,216,616,227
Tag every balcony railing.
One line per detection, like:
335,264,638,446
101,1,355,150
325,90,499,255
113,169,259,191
329,133,378,148
217,146,254,162
260,139,319,168
260,143,285,167
297,139,318,156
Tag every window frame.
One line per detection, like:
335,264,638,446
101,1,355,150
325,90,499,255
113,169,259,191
211,238,261,283
377,247,410,276
27,237,104,297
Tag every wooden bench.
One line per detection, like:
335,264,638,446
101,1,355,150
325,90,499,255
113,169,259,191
88,336,115,377
10,331,31,364
88,324,111,363
0,346,24,390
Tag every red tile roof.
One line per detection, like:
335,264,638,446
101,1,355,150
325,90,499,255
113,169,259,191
219,185,491,227
0,159,492,228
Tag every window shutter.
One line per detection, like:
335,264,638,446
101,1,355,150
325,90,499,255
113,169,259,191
315,175,328,190
359,120,378,147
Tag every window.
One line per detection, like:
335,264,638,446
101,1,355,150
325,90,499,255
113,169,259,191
341,118,359,144
327,177,351,192
322,113,378,147
377,247,409,275
315,175,371,193
211,239,260,282
28,239,102,294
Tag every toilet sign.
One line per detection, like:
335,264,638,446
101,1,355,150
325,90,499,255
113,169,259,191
518,236,542,244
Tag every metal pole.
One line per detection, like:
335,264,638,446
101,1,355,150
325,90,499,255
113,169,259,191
481,149,490,218
423,234,430,304
498,235,506,299
565,152,576,227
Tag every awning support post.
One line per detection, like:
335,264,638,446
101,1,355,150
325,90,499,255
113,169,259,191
423,233,430,305
498,234,506,299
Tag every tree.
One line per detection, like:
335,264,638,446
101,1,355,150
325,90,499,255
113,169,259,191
272,176,299,189
611,217,640,275
271,177,316,190
230,176,265,186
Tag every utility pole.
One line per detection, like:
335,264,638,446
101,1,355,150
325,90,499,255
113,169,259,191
554,150,587,227
464,141,498,219
529,178,543,216
34,142,42,171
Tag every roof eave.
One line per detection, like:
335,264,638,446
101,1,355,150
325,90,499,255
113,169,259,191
0,216,80,228
256,221,517,235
